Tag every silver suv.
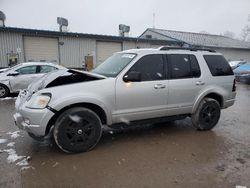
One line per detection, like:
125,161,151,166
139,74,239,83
14,47,236,153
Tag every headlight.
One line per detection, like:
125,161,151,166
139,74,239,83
25,93,51,109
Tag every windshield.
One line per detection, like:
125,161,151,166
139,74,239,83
92,53,136,77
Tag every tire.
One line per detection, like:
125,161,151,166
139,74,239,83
53,107,102,153
191,98,221,131
0,84,10,98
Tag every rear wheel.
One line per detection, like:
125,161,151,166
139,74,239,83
53,107,102,153
191,98,221,131
0,84,9,98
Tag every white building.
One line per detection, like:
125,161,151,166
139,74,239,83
140,28,250,62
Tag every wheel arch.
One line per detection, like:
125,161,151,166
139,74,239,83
0,83,10,97
45,102,108,136
192,91,224,114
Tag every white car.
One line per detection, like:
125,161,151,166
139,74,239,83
0,62,65,98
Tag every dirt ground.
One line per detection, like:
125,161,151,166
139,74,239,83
0,84,249,188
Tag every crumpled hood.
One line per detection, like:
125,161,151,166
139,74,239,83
27,69,106,93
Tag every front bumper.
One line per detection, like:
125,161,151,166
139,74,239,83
14,92,55,137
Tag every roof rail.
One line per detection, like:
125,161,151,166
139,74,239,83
158,46,216,52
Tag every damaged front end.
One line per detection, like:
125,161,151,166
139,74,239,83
14,69,107,141
27,69,106,97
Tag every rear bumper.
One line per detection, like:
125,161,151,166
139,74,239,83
223,99,235,109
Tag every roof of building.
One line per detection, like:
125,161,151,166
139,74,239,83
0,27,183,46
140,28,250,49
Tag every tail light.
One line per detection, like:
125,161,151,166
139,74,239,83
232,79,236,92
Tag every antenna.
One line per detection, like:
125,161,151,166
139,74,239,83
153,13,155,29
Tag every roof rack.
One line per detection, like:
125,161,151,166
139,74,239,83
158,46,216,52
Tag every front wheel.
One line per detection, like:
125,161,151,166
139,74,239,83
0,84,9,98
191,98,221,131
53,107,102,153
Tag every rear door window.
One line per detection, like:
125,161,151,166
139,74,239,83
168,54,201,79
203,55,233,76
39,65,57,73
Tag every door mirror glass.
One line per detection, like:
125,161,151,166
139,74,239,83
7,71,19,76
123,71,141,82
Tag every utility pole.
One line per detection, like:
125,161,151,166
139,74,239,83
153,13,155,29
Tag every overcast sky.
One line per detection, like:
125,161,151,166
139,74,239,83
1,0,249,37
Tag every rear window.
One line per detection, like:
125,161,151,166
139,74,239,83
203,55,233,76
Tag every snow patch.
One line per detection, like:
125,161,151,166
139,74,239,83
69,115,81,123
21,166,32,171
0,97,17,101
3,148,25,163
120,117,130,125
7,142,15,147
16,157,30,166
52,162,59,167
0,138,7,144
236,186,247,188
7,131,21,139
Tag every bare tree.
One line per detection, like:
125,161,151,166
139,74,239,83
240,25,250,41
240,14,250,42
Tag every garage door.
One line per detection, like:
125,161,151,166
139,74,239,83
24,36,59,63
96,41,122,65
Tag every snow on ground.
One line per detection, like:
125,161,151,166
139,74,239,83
0,138,8,144
7,142,15,147
0,97,17,101
7,131,21,139
3,148,25,163
0,130,32,171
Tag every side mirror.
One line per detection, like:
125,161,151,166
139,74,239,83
123,71,141,82
7,71,19,76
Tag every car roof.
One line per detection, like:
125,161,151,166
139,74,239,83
20,62,57,66
17,62,65,69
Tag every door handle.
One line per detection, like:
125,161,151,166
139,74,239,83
154,84,166,89
196,81,205,86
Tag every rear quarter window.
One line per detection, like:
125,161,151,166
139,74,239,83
203,55,233,76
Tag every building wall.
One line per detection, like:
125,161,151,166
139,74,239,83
123,41,136,50
215,48,250,62
8,30,250,69
59,36,96,68
0,32,24,67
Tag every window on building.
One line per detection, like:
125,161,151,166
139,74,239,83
203,55,233,76
129,54,165,81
